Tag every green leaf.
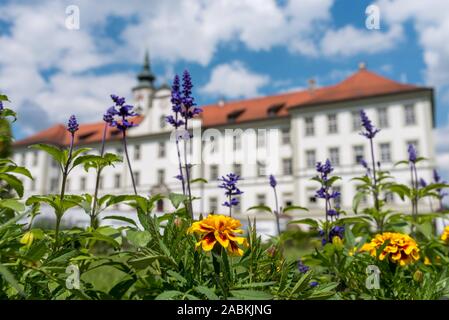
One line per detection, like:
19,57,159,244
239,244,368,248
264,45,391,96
169,193,188,209
126,230,151,247
30,144,64,166
190,178,208,184
230,290,273,300
0,173,24,197
246,205,272,214
155,290,183,300
290,271,313,297
0,94,10,101
195,286,219,300
283,205,308,213
288,218,319,228
0,264,24,297
103,215,138,228
0,199,25,212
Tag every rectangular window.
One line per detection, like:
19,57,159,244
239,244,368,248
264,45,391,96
157,199,164,212
80,177,87,190
306,150,316,168
283,158,293,175
134,145,141,160
404,104,416,125
160,115,166,129
209,197,218,213
233,135,241,150
256,194,266,206
114,174,121,188
327,114,338,134
210,165,218,180
98,176,104,190
380,143,391,163
233,163,242,177
283,192,293,207
306,187,317,206
378,107,389,128
257,161,266,177
116,147,123,156
281,128,290,144
21,153,26,166
32,151,38,166
50,178,59,191
352,111,360,132
157,169,165,185
257,131,266,148
353,145,365,165
158,142,165,158
304,117,314,136
134,171,140,187
329,147,340,166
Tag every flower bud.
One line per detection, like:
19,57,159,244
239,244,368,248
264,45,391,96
413,270,423,283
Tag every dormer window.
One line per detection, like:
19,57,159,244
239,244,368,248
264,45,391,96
267,103,284,117
78,132,95,141
227,109,245,123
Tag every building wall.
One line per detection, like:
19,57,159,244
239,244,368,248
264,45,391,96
12,87,436,236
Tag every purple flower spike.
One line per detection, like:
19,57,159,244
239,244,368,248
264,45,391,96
67,115,79,134
408,144,417,163
297,260,310,274
269,174,277,188
0,101,3,111
360,110,380,139
218,173,243,208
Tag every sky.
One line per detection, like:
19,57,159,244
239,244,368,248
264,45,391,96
1,0,449,177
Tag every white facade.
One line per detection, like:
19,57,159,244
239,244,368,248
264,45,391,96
12,63,437,237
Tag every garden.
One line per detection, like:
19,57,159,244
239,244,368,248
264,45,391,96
0,72,449,300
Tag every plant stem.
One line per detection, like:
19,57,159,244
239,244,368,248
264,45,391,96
175,115,186,196
91,123,108,227
122,130,137,195
410,163,418,234
55,136,74,248
369,138,380,213
183,123,193,218
273,186,281,236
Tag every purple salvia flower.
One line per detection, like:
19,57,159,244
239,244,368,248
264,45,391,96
297,260,310,274
359,110,380,139
419,178,427,188
218,173,243,208
327,209,339,217
110,94,125,106
165,115,184,129
408,144,417,163
67,115,79,134
433,169,442,183
0,101,3,112
309,281,319,288
269,174,277,188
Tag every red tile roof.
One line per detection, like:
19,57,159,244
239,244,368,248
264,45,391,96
13,68,430,147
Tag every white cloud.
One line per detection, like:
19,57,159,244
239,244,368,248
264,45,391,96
320,25,403,57
200,61,269,98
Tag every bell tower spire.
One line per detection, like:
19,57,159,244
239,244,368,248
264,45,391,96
133,49,156,91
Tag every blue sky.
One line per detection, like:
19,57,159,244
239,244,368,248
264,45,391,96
1,0,449,173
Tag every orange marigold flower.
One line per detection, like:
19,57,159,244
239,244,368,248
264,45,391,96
441,226,449,243
187,214,248,256
360,232,420,266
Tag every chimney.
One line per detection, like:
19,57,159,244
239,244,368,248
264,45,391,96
218,96,226,107
307,78,316,91
358,62,367,70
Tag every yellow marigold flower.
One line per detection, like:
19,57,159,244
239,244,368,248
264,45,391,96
441,226,449,243
187,214,247,256
360,232,420,266
348,247,357,256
